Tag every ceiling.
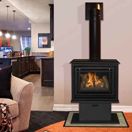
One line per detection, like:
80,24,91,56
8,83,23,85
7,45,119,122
0,0,53,31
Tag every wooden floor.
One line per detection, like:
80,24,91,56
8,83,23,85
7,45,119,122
36,113,132,132
23,74,54,111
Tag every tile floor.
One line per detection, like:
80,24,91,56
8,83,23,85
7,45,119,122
23,74,54,111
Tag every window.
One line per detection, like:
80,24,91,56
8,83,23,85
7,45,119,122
20,36,31,50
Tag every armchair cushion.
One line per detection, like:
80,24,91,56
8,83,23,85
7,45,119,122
0,66,12,99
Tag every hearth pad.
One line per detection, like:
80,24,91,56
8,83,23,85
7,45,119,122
64,112,128,127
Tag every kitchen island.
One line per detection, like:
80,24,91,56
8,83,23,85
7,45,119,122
0,56,40,78
0,56,54,87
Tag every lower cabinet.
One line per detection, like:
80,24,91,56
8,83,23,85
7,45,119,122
12,56,40,78
29,56,40,73
41,58,54,87
12,60,21,77
0,58,11,68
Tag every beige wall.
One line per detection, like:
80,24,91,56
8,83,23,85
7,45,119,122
31,22,53,52
54,0,132,105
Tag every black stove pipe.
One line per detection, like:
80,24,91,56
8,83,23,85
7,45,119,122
89,5,101,61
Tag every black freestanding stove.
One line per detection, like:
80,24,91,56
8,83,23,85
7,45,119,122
70,3,119,122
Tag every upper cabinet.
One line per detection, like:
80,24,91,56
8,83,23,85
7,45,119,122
49,4,54,41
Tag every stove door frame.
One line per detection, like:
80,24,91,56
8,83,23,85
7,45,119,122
71,60,119,103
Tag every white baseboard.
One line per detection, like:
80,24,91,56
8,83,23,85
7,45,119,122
53,104,132,112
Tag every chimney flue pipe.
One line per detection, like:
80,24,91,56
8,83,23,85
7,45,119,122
85,3,103,61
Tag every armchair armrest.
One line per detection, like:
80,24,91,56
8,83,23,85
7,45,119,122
11,75,33,102
10,75,34,130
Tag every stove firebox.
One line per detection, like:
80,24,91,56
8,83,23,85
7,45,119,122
70,2,120,122
71,59,119,102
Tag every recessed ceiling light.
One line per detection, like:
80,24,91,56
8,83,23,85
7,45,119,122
27,27,31,30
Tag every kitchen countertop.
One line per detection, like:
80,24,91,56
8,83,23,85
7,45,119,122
0,55,53,60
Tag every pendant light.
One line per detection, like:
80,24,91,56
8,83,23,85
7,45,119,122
5,5,11,38
0,31,2,37
12,34,17,39
12,10,17,39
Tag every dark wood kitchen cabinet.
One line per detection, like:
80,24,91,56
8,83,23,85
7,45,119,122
0,56,40,78
12,56,40,78
49,4,54,40
29,56,40,73
41,58,54,87
12,56,30,78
